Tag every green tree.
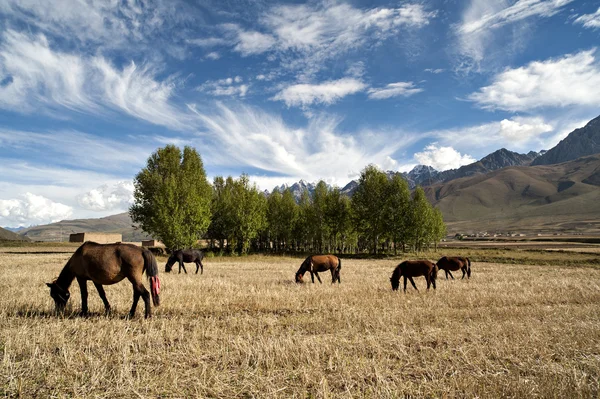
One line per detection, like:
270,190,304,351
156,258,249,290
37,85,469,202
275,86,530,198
325,188,352,253
351,165,389,254
384,174,411,254
130,145,212,250
430,207,447,251
293,189,312,252
230,174,267,254
408,186,434,253
311,181,329,252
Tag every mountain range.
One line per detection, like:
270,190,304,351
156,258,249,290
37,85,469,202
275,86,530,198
4,114,600,240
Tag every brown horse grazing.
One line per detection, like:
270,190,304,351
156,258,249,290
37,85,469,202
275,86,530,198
390,260,438,292
165,249,205,274
46,242,160,319
295,255,341,284
436,256,471,280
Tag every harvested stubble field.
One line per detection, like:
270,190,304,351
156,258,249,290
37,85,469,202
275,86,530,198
1,248,600,398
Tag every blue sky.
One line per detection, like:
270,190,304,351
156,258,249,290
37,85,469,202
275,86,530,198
0,0,599,227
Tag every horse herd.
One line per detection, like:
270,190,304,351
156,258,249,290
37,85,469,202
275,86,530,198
46,242,472,319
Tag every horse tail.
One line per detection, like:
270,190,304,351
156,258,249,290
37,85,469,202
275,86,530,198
466,257,471,278
337,257,342,283
143,249,160,306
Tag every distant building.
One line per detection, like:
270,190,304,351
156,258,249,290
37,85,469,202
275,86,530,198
142,239,165,247
69,232,122,244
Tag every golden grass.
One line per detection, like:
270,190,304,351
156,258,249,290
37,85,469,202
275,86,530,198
1,250,600,398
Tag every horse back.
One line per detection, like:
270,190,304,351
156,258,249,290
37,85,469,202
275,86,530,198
436,256,464,271
310,255,339,272
72,242,145,284
401,260,436,277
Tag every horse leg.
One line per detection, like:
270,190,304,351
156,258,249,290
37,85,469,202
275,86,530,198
77,277,88,316
310,272,315,283
408,276,419,291
93,282,111,314
403,276,408,292
330,269,336,283
195,260,203,274
315,272,322,284
447,270,455,280
426,275,431,290
179,260,188,274
431,275,436,290
461,267,466,279
128,289,141,318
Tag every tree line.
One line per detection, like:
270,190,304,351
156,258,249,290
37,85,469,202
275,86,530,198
130,145,446,255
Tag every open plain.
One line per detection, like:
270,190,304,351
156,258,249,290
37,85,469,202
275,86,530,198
1,247,599,398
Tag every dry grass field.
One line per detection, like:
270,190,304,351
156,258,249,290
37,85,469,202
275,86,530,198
1,248,600,398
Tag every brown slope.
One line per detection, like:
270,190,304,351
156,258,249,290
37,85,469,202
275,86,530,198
19,212,152,242
424,154,600,234
0,226,31,241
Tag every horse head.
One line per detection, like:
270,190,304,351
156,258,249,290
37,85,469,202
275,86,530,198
295,257,311,283
165,256,176,273
390,264,403,291
46,280,70,312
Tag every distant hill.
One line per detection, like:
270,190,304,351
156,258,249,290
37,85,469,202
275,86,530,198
533,115,600,166
19,213,152,242
424,154,600,234
0,226,30,241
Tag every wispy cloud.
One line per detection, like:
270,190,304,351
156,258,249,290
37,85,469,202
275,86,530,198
0,0,193,56
272,78,367,107
223,2,434,74
574,7,600,29
188,102,418,186
0,30,191,129
367,82,423,100
0,129,153,173
469,49,600,111
456,0,574,70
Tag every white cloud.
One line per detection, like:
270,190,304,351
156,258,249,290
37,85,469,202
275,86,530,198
187,37,229,48
456,0,574,69
227,2,434,73
0,129,150,173
77,181,134,212
429,116,557,154
0,30,191,129
424,68,444,74
205,52,221,60
273,78,367,107
574,7,600,29
414,145,476,171
197,76,249,97
0,0,190,54
0,192,72,227
188,103,418,186
499,117,553,141
367,82,423,100
469,49,600,111
234,30,277,56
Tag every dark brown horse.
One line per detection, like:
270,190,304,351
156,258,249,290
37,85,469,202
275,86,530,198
436,256,471,280
46,242,160,318
165,249,205,274
295,255,341,284
390,260,438,292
